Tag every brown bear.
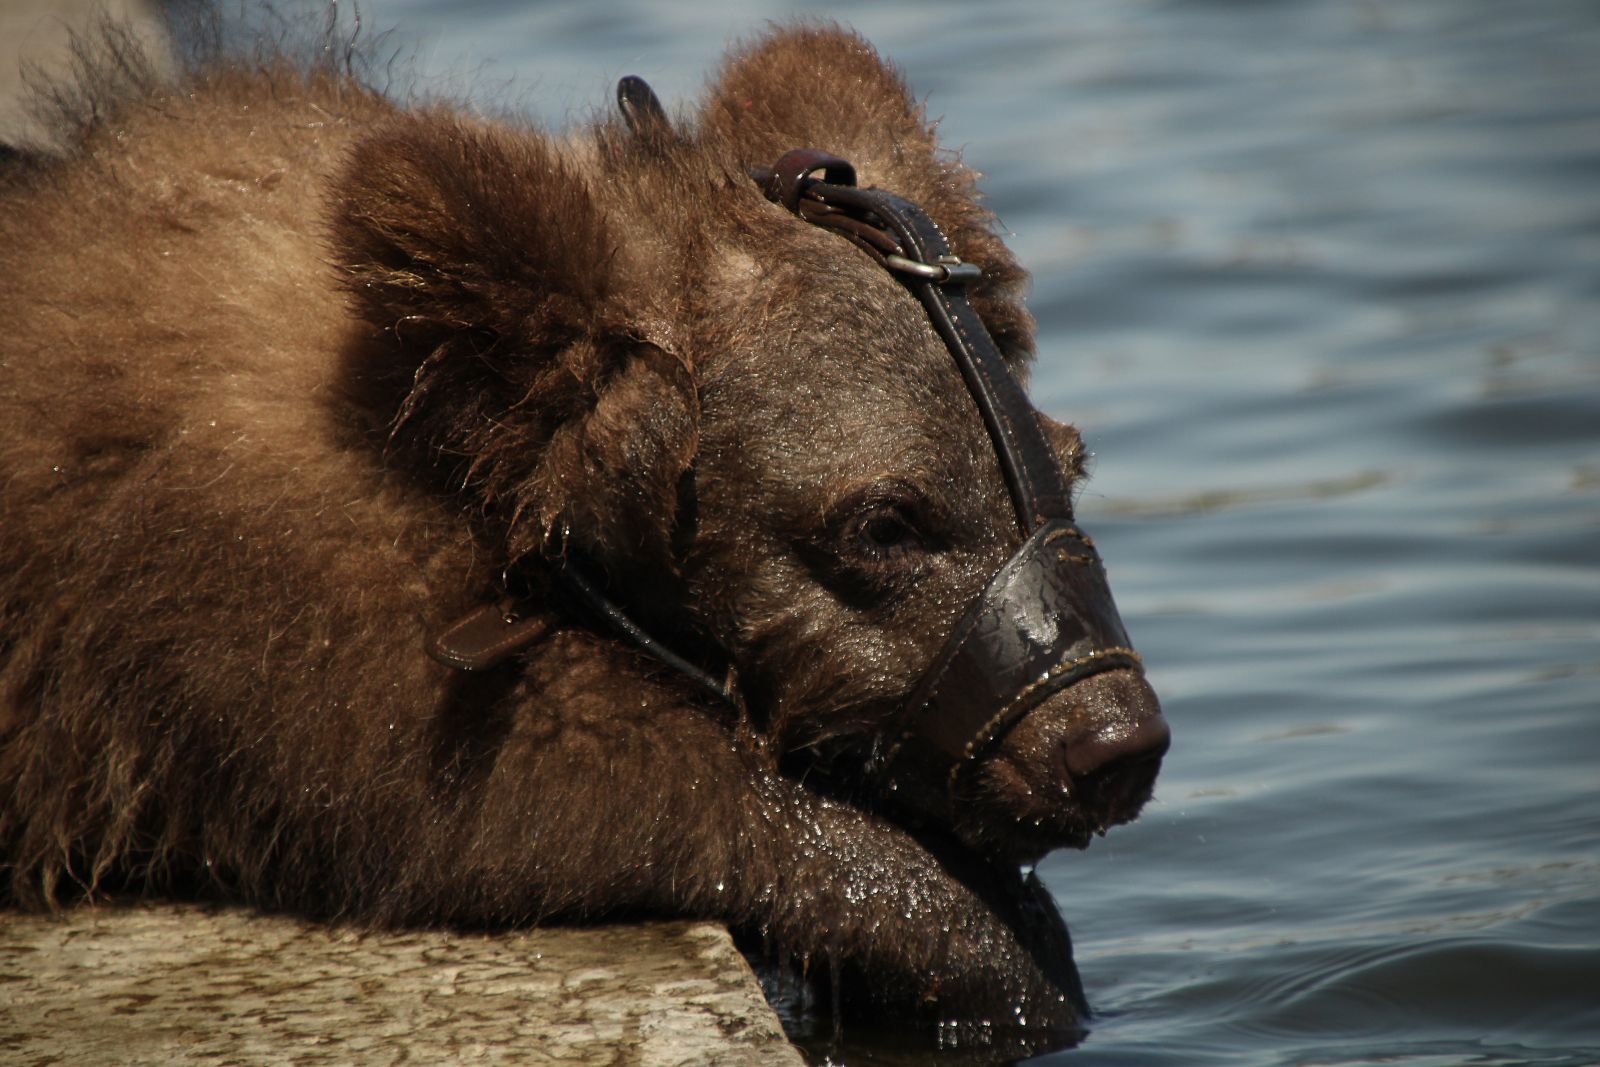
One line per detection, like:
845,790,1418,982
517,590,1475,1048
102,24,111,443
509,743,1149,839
0,17,1167,1051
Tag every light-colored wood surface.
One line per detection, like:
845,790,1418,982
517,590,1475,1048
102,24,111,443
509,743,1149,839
0,902,803,1066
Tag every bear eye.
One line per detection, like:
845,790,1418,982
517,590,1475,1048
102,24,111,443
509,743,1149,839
801,486,938,605
845,502,925,563
857,510,917,554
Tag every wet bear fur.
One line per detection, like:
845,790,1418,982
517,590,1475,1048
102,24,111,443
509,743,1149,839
0,17,1122,1045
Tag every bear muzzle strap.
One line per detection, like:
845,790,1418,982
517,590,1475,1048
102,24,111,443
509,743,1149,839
752,149,1146,823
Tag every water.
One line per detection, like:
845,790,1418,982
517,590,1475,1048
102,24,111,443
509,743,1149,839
338,1,1600,1062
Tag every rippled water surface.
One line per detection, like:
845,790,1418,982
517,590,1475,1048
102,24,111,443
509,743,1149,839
380,1,1598,1062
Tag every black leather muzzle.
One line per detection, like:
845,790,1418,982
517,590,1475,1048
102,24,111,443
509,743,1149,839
876,519,1142,820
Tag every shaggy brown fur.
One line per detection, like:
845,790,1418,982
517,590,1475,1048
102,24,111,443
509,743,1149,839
0,19,1164,1047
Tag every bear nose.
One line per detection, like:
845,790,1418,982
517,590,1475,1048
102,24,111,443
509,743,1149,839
1052,669,1169,823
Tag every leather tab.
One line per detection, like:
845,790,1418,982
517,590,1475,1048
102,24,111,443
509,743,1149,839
763,149,856,212
426,598,550,671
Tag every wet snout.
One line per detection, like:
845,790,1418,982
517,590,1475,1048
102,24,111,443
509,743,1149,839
1050,668,1168,820
956,668,1169,861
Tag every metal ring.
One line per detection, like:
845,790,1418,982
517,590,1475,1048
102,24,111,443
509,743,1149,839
884,253,983,284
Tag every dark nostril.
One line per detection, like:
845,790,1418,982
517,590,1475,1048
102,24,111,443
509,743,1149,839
1060,710,1171,779
1066,742,1165,828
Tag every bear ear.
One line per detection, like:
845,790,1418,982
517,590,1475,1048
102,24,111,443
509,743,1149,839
698,23,1035,364
332,112,698,575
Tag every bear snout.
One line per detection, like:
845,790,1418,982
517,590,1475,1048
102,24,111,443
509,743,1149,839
957,668,1168,860
1051,669,1169,833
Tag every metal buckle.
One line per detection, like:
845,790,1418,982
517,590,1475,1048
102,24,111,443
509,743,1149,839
884,253,983,285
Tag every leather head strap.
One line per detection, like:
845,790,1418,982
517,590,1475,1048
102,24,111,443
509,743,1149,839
752,152,1072,533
